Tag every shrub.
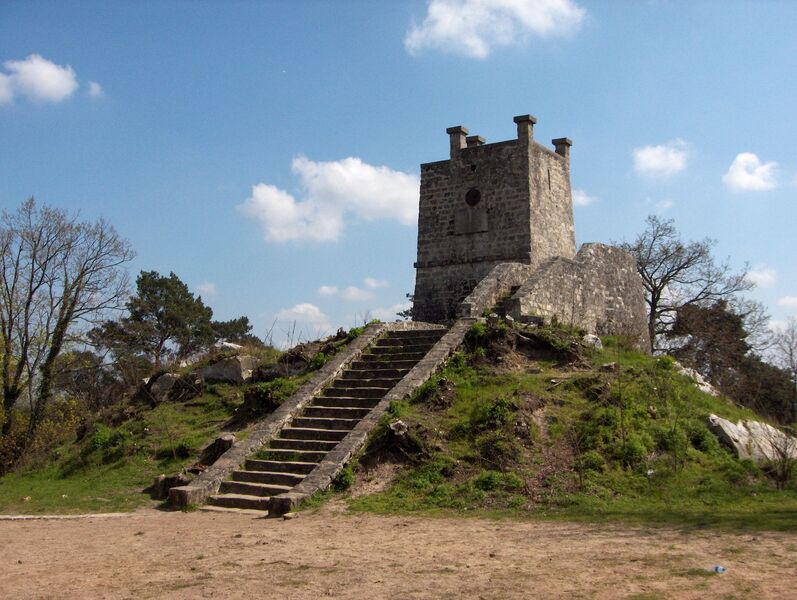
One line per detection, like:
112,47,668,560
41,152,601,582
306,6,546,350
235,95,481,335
333,464,354,490
90,424,132,462
309,352,328,371
474,470,503,491
575,449,605,473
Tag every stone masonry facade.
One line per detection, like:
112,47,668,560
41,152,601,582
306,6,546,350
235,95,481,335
412,114,649,349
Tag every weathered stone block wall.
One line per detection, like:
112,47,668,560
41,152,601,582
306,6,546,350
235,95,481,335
457,262,532,318
507,243,650,350
529,144,576,262
413,116,576,324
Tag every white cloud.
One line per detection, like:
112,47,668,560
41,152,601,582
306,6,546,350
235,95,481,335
364,277,388,289
340,286,375,302
370,302,412,322
0,54,79,104
655,199,674,213
274,302,332,344
238,156,419,243
572,189,596,206
87,81,103,98
633,139,688,178
275,302,328,323
318,285,339,296
723,153,777,192
777,296,797,310
317,284,375,301
747,265,776,288
196,281,218,296
405,0,586,59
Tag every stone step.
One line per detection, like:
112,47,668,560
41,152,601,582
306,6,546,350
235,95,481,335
341,368,409,381
311,395,380,409
256,447,327,462
232,470,305,487
350,359,422,371
270,438,338,452
360,352,427,362
245,459,317,474
370,343,435,354
321,386,386,399
377,336,440,347
280,427,349,441
331,378,400,389
303,405,371,420
291,416,360,431
208,493,270,511
386,329,445,340
219,479,292,497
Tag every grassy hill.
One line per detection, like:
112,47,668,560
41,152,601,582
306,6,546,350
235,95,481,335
344,321,797,531
2,319,796,531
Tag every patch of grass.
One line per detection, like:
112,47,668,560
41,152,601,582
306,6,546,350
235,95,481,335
0,384,244,514
345,323,797,531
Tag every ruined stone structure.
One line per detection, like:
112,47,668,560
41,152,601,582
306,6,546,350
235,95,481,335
412,114,649,349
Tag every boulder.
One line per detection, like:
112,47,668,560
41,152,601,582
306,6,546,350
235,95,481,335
199,355,258,384
582,334,603,350
212,341,244,353
674,361,720,396
707,414,797,464
147,472,193,500
149,372,179,401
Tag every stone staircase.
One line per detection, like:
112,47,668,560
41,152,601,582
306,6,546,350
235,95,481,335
207,328,446,511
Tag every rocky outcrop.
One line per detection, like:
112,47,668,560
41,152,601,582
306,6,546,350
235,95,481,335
707,414,797,464
149,372,179,401
198,355,258,384
674,362,720,397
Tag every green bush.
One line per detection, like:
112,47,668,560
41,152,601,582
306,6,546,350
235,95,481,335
469,396,514,433
575,449,605,473
90,424,132,461
333,464,354,490
309,352,328,371
412,378,440,404
474,470,503,491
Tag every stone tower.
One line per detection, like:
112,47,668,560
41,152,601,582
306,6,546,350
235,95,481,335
413,115,577,323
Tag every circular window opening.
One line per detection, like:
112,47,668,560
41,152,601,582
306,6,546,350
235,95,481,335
465,188,481,207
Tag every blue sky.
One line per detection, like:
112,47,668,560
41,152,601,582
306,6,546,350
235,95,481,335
2,1,796,345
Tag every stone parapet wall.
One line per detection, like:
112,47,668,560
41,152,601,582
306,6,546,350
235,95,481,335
507,243,650,350
457,262,532,318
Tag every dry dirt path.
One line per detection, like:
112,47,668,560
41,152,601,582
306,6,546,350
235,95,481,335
2,503,796,599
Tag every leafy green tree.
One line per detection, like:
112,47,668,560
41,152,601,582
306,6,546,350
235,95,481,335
93,271,263,367
103,271,214,366
211,316,264,347
668,301,793,422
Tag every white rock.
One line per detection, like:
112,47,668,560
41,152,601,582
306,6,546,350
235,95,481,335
198,355,258,384
582,334,603,350
674,362,720,397
707,413,797,464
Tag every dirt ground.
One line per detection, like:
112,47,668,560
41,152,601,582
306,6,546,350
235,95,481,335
2,502,796,599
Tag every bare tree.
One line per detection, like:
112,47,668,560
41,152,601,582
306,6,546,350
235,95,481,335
773,317,797,422
619,215,752,352
0,198,134,462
